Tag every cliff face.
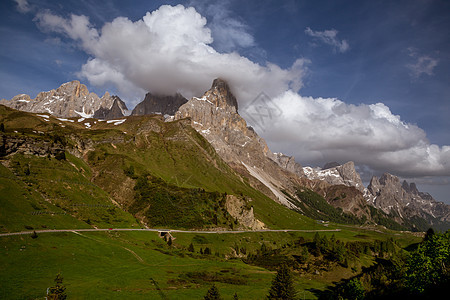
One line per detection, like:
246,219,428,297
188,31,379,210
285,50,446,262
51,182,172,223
174,78,303,207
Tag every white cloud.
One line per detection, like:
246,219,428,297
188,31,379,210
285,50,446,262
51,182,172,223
199,1,255,52
305,27,349,53
406,49,438,78
244,91,450,177
35,12,99,51
14,0,31,13
34,4,306,105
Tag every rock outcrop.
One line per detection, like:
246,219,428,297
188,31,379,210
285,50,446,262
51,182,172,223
0,81,121,118
225,195,265,230
0,134,65,158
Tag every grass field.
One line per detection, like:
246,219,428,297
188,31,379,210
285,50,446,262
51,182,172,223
0,227,421,299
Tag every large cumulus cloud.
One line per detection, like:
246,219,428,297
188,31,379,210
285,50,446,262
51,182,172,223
35,4,306,106
253,91,450,177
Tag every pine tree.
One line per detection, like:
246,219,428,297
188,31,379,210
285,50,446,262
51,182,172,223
267,264,297,300
31,230,38,239
47,273,67,300
167,236,173,247
204,284,222,300
188,242,195,252
0,123,4,132
424,228,435,242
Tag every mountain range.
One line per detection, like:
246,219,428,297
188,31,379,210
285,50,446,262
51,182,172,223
1,79,449,231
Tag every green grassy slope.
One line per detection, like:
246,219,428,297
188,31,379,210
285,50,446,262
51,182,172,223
0,228,421,299
0,163,89,232
1,106,320,231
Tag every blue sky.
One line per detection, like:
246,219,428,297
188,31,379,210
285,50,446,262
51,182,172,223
1,0,449,203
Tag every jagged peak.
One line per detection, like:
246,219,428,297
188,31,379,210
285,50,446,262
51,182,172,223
131,92,187,116
379,172,399,185
402,180,419,195
208,78,238,111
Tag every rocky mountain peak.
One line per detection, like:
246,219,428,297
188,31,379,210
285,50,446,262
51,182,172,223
379,173,400,186
402,180,419,195
58,80,89,98
207,78,238,111
303,161,363,192
131,93,187,116
365,173,450,226
93,96,128,120
269,152,304,178
174,78,302,207
0,80,120,118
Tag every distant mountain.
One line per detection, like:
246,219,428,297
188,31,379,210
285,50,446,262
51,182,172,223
0,81,124,118
93,96,128,120
131,93,187,116
365,173,450,230
304,160,450,230
303,161,364,192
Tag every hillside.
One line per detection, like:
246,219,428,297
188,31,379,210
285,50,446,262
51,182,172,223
0,104,321,232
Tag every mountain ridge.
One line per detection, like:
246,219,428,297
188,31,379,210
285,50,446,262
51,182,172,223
2,79,449,231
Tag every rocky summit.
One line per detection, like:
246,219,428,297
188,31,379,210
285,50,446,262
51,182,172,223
0,81,125,118
303,161,364,192
131,92,187,116
93,96,128,120
365,173,450,227
175,78,304,208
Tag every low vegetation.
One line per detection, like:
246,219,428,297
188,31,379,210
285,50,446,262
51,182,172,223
130,174,235,229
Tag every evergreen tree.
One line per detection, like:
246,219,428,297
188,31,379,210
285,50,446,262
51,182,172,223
424,228,435,242
204,284,222,300
405,231,450,294
267,264,297,300
188,242,195,252
31,230,38,239
167,236,172,247
0,123,4,132
233,292,239,299
345,278,365,300
47,273,67,300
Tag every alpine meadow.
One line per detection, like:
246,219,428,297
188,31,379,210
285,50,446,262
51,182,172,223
1,1,449,299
